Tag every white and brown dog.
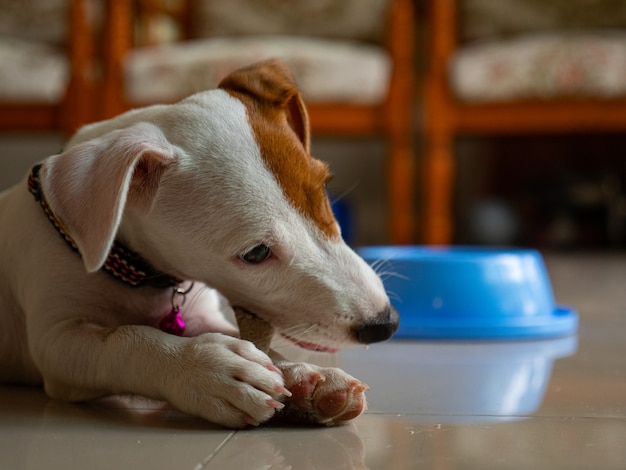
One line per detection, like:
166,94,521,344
0,59,398,428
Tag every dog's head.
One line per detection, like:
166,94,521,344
42,59,398,351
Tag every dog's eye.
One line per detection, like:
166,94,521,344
240,244,272,264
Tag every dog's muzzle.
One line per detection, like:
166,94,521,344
352,305,400,344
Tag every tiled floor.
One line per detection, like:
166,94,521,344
1,253,625,469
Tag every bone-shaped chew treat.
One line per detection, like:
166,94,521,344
235,308,275,354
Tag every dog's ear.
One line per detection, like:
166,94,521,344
43,122,175,272
218,58,311,153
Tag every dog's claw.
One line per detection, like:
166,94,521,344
350,381,370,393
266,363,283,375
267,399,285,411
274,384,293,397
243,414,260,427
309,372,325,384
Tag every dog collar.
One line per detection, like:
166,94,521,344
27,164,182,290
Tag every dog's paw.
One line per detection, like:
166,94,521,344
274,362,368,426
169,333,291,428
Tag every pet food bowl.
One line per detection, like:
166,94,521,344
357,246,578,340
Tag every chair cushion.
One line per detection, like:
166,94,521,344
460,0,626,42
0,37,68,102
0,0,68,46
449,32,626,102
124,36,391,104
192,0,391,44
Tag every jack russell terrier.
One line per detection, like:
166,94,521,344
0,59,398,428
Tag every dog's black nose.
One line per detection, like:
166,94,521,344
353,305,400,344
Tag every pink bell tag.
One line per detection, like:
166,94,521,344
160,307,185,336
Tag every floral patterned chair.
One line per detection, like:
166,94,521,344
100,0,416,244
0,0,98,133
424,0,626,244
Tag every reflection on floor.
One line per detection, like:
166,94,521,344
1,254,626,469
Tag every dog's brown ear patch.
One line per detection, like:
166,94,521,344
219,58,310,154
219,59,339,240
218,58,296,105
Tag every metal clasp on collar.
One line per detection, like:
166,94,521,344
171,282,194,311
160,282,195,336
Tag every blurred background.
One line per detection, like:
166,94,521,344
2,0,626,250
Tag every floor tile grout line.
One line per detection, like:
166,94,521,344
191,431,237,470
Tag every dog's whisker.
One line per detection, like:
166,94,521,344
375,258,393,271
386,291,403,304
369,258,389,274
268,334,291,349
377,271,409,282
279,323,323,343
186,286,204,306
329,182,358,205
281,323,315,338
371,259,408,282
368,260,412,296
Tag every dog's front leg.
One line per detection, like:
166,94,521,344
34,324,289,428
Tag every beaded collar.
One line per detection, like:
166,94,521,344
28,164,181,289
28,164,189,335
28,165,182,289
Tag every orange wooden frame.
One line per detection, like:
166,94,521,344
423,0,626,245
101,0,416,244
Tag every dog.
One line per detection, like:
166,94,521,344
0,59,398,428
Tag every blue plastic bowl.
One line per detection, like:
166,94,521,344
357,246,578,340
